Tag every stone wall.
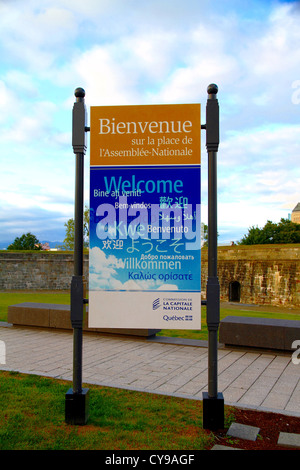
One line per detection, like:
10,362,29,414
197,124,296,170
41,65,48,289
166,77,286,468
0,251,88,290
1,245,299,307
201,244,300,307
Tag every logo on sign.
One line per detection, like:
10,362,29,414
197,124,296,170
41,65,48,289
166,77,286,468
162,314,193,322
152,298,161,310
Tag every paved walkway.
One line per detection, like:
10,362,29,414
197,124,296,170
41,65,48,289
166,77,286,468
1,323,300,417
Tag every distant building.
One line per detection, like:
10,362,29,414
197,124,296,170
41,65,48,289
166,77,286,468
291,202,300,224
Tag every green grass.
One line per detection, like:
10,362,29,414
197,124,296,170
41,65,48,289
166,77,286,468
0,290,70,322
0,290,298,450
1,290,299,341
0,370,228,450
159,306,300,341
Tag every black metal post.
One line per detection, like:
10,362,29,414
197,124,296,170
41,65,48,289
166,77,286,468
65,88,89,425
202,84,224,430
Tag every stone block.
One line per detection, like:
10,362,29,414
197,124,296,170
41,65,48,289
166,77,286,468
227,422,260,441
49,304,72,329
219,316,300,351
7,302,160,338
278,432,300,449
8,302,50,327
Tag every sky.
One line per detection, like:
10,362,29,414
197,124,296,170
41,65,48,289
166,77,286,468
0,0,300,248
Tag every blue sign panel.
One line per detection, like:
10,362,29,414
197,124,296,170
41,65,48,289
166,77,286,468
89,104,201,329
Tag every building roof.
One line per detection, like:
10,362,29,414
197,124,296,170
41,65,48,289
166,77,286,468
292,202,300,212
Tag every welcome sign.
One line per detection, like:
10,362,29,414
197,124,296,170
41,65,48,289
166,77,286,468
89,104,201,329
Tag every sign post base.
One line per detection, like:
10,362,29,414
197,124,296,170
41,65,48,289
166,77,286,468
65,388,90,425
202,392,224,430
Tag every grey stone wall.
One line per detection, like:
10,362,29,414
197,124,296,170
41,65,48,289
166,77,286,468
201,244,300,307
0,252,88,290
1,245,299,307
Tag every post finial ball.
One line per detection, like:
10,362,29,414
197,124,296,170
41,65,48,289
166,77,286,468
74,87,85,98
207,83,218,95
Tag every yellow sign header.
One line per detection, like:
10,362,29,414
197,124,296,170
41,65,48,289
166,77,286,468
90,103,200,166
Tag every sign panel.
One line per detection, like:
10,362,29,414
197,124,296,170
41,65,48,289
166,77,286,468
89,104,201,329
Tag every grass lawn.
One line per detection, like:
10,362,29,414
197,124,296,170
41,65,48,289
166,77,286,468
0,290,299,450
0,369,233,450
0,290,70,323
1,290,300,342
160,305,300,341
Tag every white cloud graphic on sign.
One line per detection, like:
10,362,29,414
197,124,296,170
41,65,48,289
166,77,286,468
89,246,178,291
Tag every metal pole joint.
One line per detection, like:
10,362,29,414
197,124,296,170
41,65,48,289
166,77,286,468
206,84,219,153
72,88,88,155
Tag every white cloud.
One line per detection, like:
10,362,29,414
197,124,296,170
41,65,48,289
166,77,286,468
72,46,140,105
90,246,119,271
0,81,20,124
157,284,178,291
89,247,141,290
89,246,180,291
0,0,299,245
0,3,78,71
218,124,300,209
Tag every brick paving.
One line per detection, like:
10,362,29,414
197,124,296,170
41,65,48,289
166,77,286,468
1,323,300,417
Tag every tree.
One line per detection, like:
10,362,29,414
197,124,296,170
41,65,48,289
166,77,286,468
201,222,208,246
239,218,300,245
63,206,89,250
201,222,219,246
8,232,42,250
